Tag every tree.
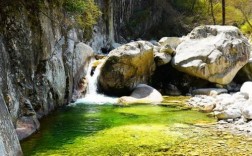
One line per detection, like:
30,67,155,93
231,0,252,29
209,0,216,25
221,0,225,25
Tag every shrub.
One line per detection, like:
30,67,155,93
63,0,101,39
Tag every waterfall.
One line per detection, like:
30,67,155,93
74,59,118,105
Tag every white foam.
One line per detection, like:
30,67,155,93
73,59,118,106
74,94,118,105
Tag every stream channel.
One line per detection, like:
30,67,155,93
21,97,252,155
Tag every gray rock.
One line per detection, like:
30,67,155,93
0,92,22,156
158,37,183,56
191,88,228,96
216,108,242,119
159,37,182,49
118,84,163,105
72,43,94,99
0,4,94,142
154,52,171,66
98,41,155,95
240,81,252,100
172,25,251,85
242,101,252,119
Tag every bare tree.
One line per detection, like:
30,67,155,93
222,0,225,25
210,0,216,25
233,0,252,29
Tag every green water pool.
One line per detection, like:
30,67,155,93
21,99,252,155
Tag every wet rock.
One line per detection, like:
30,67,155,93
16,116,40,140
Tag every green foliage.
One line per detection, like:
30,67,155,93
214,4,243,25
63,0,101,39
241,20,252,34
64,0,86,13
171,0,252,35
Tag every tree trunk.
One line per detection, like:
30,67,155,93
210,0,216,25
191,0,197,12
222,0,225,25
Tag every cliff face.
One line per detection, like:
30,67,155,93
91,0,188,53
0,0,189,154
0,0,93,146
0,92,22,156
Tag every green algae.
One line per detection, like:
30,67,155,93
21,99,252,156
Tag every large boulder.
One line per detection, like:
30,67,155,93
98,41,155,95
236,58,252,82
118,84,163,105
172,25,251,85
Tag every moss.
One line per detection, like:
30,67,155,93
21,99,252,155
62,0,101,39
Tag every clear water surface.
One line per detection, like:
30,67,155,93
21,97,252,155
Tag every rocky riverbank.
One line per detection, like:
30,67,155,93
187,82,252,136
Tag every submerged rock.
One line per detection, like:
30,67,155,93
118,84,163,105
173,25,251,85
98,41,155,95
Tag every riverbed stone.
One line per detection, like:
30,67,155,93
172,25,251,85
215,108,242,120
187,91,250,120
98,41,155,95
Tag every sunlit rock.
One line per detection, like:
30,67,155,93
98,41,155,95
240,81,252,100
173,25,251,84
159,37,182,55
118,84,163,105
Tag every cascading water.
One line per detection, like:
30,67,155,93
75,59,118,105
